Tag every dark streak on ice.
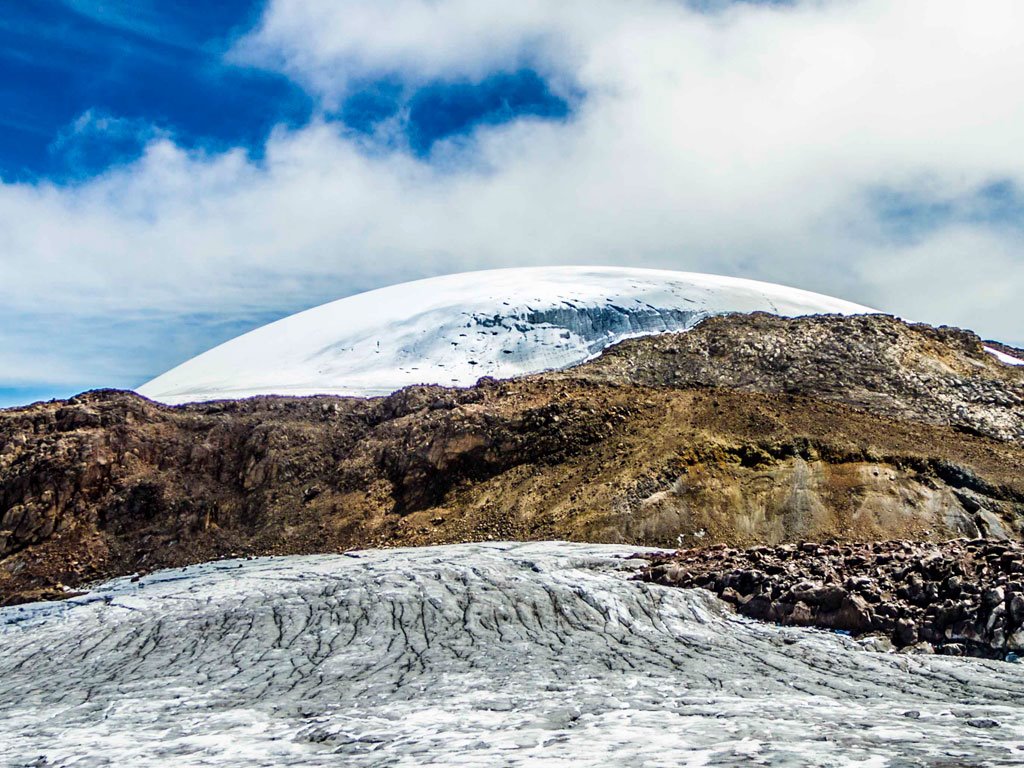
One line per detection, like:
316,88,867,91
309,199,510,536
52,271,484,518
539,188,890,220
2,542,1023,766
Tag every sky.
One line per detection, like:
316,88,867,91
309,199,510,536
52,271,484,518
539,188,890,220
1,0,1022,407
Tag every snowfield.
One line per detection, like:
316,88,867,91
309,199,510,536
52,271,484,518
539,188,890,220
137,267,878,404
984,346,1024,367
3,542,1024,767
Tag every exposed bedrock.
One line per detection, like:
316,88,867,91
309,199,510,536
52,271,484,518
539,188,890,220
0,313,1021,604
570,312,1024,444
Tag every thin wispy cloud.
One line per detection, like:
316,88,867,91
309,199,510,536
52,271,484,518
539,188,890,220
0,0,1022,406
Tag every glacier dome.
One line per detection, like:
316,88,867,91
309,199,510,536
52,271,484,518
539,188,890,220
137,266,877,404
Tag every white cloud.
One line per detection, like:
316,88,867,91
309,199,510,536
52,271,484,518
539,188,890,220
3,0,1024,392
856,225,1024,337
230,0,595,101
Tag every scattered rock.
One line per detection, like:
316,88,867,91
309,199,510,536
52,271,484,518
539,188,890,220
640,539,1024,661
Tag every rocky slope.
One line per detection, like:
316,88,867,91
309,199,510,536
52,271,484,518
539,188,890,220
563,312,1024,444
641,538,1024,660
1,313,1022,604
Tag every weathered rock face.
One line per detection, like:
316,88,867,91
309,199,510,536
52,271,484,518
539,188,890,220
640,539,1024,660
608,444,1023,549
571,312,1024,444
1,313,1022,604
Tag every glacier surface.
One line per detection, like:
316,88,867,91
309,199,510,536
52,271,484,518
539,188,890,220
3,542,1024,767
137,267,877,404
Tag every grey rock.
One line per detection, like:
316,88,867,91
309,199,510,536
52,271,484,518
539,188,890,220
896,618,919,646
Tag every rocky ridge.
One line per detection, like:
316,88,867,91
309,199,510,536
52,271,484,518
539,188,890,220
1,313,1022,604
568,313,1024,443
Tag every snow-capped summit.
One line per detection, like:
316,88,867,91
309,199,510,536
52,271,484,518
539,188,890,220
137,266,878,404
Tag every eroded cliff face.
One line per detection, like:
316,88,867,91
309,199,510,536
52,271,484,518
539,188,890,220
593,450,1017,547
1,313,1022,603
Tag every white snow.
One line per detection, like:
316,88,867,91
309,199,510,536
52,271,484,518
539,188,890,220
985,346,1024,366
137,266,878,405
2,542,1023,767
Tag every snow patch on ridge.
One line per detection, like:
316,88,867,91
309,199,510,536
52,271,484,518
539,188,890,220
985,346,1024,366
138,267,877,405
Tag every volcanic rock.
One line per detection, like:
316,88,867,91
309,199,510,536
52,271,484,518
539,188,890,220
640,538,1024,660
1,313,1022,604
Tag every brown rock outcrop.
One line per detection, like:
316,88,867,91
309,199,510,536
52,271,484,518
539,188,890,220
567,312,1024,443
640,538,1024,660
1,313,1022,604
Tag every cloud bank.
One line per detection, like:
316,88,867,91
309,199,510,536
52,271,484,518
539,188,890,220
2,0,1023,400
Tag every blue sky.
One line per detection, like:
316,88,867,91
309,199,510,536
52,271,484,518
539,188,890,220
0,0,575,180
1,0,1022,407
0,1,303,179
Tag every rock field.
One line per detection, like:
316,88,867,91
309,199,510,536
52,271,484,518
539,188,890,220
642,538,1024,660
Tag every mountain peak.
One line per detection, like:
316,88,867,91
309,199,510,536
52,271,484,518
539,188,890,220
138,267,877,404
